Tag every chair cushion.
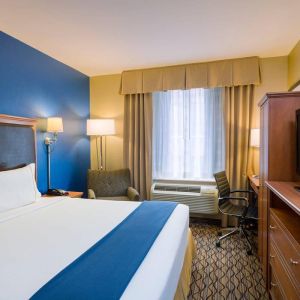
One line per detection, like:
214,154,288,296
88,169,131,197
219,201,247,217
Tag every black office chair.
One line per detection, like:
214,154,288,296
214,171,258,255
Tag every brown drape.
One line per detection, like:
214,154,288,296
224,85,254,190
123,85,254,200
123,93,152,199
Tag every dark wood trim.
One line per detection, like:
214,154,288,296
268,184,300,297
248,175,259,195
259,92,300,294
258,91,300,107
265,181,300,216
0,114,37,127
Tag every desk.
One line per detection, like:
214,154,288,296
248,176,259,206
248,176,259,195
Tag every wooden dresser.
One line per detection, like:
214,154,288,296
259,92,300,298
266,182,300,299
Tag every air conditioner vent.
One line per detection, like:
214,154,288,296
150,182,218,214
154,185,201,194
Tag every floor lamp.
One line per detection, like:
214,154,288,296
87,119,116,170
44,117,64,194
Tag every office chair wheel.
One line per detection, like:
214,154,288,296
247,249,253,255
216,241,221,247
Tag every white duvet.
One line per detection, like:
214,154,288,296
0,197,189,300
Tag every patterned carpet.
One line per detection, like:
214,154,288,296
188,222,268,300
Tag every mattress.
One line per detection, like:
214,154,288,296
0,197,189,300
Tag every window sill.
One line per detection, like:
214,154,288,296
153,178,216,185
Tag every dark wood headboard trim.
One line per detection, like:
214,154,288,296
0,114,37,127
0,114,38,178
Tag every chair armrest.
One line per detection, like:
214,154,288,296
88,189,96,199
230,190,253,194
219,196,249,207
127,187,140,201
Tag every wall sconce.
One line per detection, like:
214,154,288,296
44,117,65,195
87,119,116,170
45,117,64,145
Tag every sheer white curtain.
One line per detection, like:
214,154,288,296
153,88,225,180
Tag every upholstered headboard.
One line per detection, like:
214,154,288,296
0,115,37,171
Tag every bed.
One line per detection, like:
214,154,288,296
0,114,194,300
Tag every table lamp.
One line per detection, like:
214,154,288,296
250,128,260,148
250,128,260,178
87,119,116,170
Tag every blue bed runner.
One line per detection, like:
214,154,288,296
31,201,177,300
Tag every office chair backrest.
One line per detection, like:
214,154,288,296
214,171,231,198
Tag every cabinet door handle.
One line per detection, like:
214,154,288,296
270,254,275,259
269,225,276,230
290,258,299,265
270,282,277,287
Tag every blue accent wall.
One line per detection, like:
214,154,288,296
0,31,90,194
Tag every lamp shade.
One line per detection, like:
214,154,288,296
87,119,116,136
47,117,63,133
250,128,260,147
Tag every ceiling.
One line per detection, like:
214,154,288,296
1,0,300,76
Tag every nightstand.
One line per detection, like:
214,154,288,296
42,191,83,198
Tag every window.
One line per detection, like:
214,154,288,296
153,88,225,180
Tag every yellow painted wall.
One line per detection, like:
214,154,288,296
90,57,288,174
250,56,288,175
90,74,124,170
288,40,300,90
252,57,288,127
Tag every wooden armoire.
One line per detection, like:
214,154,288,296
259,91,300,298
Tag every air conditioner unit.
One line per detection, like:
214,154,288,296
150,182,218,214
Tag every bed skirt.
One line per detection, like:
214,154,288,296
174,228,196,300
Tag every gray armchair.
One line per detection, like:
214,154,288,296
87,169,140,201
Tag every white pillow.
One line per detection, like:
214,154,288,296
28,163,41,198
0,163,41,212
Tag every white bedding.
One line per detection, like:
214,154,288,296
0,197,189,300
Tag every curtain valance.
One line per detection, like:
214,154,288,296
120,57,260,94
